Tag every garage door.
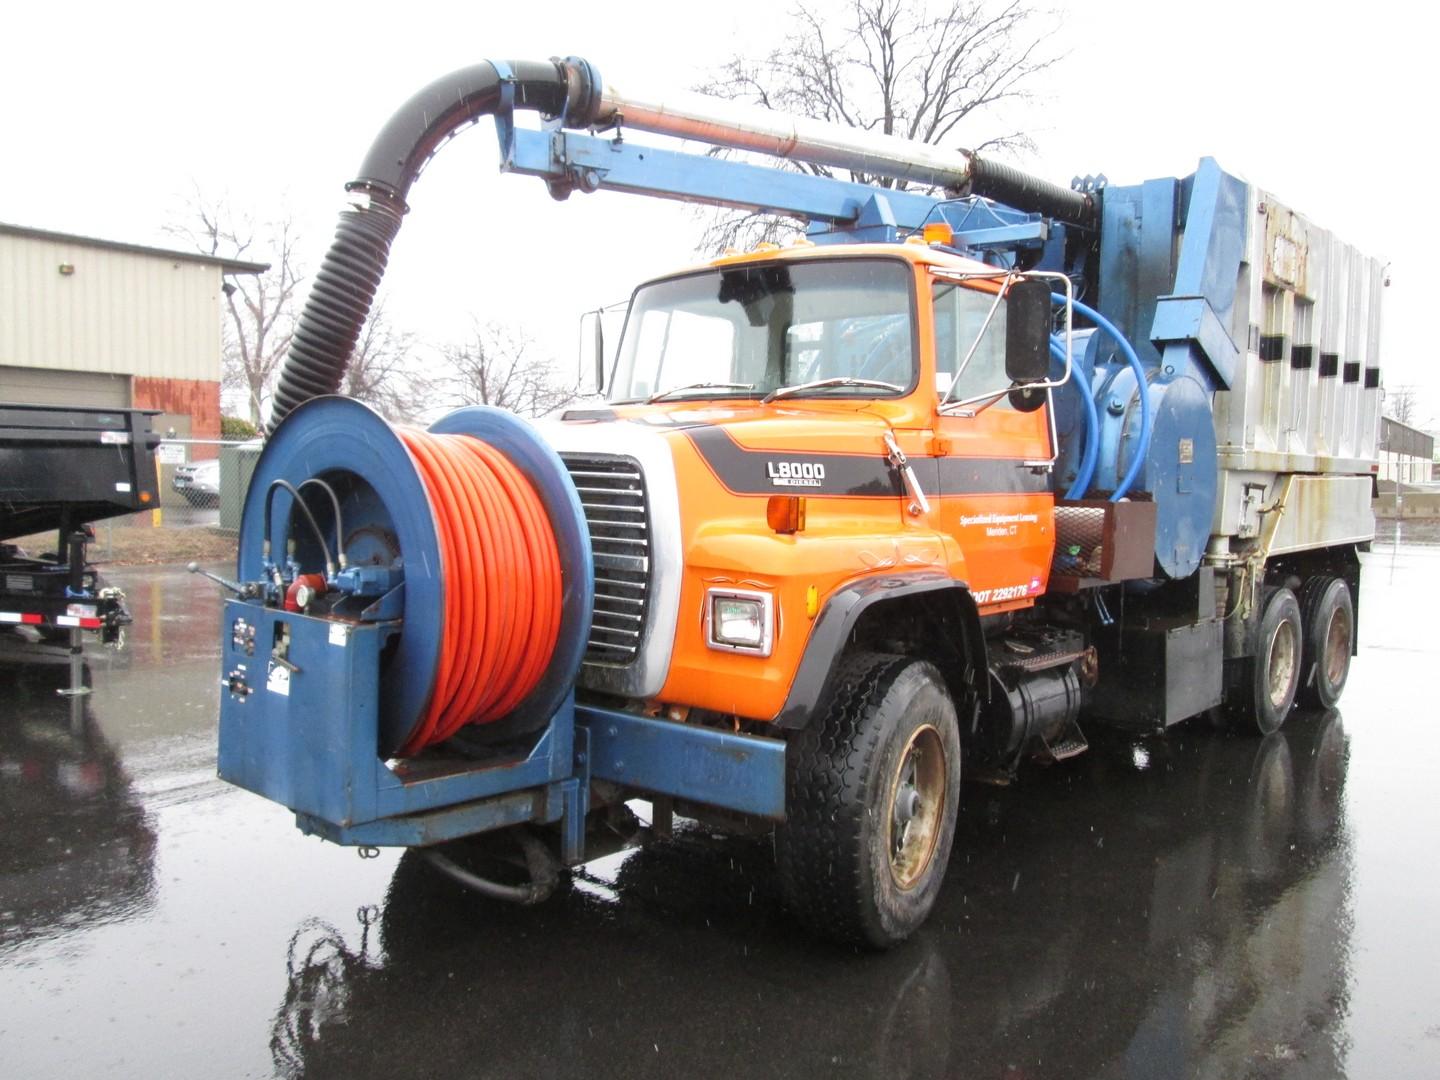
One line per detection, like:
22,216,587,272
0,365,130,407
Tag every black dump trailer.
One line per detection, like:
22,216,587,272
0,404,160,644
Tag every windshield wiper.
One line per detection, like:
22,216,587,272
761,377,903,404
647,381,756,403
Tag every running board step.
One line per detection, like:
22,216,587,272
995,628,1086,675
1037,718,1089,763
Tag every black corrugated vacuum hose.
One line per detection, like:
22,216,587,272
966,154,1095,230
267,57,603,432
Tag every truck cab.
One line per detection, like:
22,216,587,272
544,241,1055,728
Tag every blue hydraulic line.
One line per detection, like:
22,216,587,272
1051,338,1098,499
1052,295,1152,502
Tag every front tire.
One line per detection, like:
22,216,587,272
777,652,961,948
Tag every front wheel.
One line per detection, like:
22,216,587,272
777,652,961,948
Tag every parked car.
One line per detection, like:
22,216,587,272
172,458,220,506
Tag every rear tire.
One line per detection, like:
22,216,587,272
1298,577,1353,710
1233,587,1304,736
777,652,961,948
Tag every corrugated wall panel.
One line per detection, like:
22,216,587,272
1218,185,1382,467
132,376,221,440
0,232,221,382
0,364,130,407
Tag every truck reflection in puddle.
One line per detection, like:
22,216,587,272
268,709,1349,1079
0,658,158,955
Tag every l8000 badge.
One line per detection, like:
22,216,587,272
766,460,826,488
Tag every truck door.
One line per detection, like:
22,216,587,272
929,278,1056,611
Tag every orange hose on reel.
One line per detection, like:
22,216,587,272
396,429,563,755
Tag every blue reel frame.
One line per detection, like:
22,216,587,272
236,396,594,753
220,398,789,854
222,397,597,854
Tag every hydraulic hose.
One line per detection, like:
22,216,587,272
420,829,560,905
1052,296,1152,503
263,479,335,577
396,428,563,755
268,57,604,433
299,478,345,569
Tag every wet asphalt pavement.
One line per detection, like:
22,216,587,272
3,535,1439,1079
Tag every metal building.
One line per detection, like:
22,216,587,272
0,222,266,441
1378,416,1434,485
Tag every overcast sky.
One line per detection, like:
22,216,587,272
3,0,1430,425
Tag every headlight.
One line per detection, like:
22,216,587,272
705,588,774,656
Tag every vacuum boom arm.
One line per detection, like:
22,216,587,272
269,54,1090,431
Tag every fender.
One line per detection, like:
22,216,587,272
774,570,987,729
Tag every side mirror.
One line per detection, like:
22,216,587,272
578,309,606,396
1005,277,1052,385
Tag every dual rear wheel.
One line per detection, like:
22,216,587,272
1298,576,1354,710
1231,576,1354,735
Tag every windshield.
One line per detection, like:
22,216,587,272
609,259,915,403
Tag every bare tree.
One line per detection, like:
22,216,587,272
696,0,1062,251
341,301,429,422
1385,384,1419,426
440,322,575,418
168,198,303,426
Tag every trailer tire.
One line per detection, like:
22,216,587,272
776,652,961,948
1235,587,1304,736
1298,577,1353,710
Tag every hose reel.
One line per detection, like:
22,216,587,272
238,396,594,756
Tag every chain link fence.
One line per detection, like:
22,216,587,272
89,439,259,564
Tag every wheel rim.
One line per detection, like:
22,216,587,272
1322,605,1352,686
1266,618,1299,710
888,724,947,890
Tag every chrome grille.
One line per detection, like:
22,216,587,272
561,454,651,664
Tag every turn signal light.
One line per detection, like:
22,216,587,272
767,495,806,534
